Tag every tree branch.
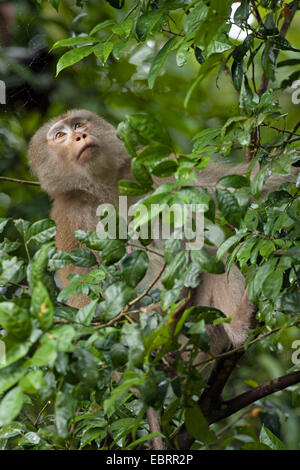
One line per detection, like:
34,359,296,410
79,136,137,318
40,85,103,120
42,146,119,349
177,370,300,449
198,350,244,418
209,370,300,424
0,176,40,186
147,407,167,450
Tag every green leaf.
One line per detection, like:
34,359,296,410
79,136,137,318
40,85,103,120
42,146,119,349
0,303,31,340
101,282,135,320
217,174,249,189
55,383,77,437
56,46,94,76
243,442,272,450
0,336,34,370
0,387,24,426
231,59,244,91
259,240,275,258
184,4,208,32
69,248,97,267
162,251,188,289
207,40,231,56
128,113,171,145
248,258,277,302
137,143,171,164
26,219,56,244
136,10,165,41
270,36,299,52
164,234,182,264
239,76,259,115
0,257,26,285
185,404,216,443
161,279,183,310
191,249,224,274
93,42,113,64
0,422,26,440
89,19,115,36
73,349,99,386
31,282,54,331
216,232,245,261
0,363,28,394
131,158,153,188
125,432,165,450
51,36,99,51
233,0,250,26
152,160,178,177
259,425,287,450
57,277,82,303
261,40,275,81
262,271,283,300
120,251,149,287
17,432,40,447
0,218,9,233
119,180,147,196
216,188,242,227
111,343,128,367
281,292,300,314
251,165,270,197
19,370,46,394
176,40,191,67
277,58,300,68
30,342,57,367
148,37,177,89
27,242,55,291
43,325,76,352
75,299,98,326
111,18,132,39
117,120,138,156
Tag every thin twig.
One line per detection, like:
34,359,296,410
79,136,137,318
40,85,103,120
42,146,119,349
250,0,263,27
216,405,252,437
193,321,300,368
146,407,167,450
94,263,166,329
262,123,300,137
0,176,40,186
34,400,51,427
128,242,164,259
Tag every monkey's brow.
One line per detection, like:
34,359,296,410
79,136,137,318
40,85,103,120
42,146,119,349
47,118,73,137
47,123,67,138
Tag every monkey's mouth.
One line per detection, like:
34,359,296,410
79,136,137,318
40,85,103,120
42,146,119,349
77,144,98,161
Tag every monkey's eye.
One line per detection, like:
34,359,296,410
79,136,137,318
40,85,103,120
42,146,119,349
74,122,86,130
55,131,66,140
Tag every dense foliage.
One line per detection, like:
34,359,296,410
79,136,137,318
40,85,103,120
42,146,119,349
0,0,299,450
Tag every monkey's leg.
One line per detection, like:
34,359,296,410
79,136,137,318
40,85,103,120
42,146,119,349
193,266,257,348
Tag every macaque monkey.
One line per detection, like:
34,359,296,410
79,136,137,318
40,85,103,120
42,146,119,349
28,109,290,353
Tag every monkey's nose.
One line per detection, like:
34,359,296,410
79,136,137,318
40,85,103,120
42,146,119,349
75,133,87,142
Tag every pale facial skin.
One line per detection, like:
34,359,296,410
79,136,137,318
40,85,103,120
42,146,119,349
47,116,100,165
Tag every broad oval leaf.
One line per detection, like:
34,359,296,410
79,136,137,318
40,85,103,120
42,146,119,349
56,46,95,76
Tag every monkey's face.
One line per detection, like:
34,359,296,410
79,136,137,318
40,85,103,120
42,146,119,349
28,109,130,197
47,115,100,166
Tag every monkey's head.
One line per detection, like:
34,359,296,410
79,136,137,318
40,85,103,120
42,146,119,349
28,109,129,197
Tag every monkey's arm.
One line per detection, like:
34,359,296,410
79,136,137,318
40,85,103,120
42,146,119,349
51,196,97,308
